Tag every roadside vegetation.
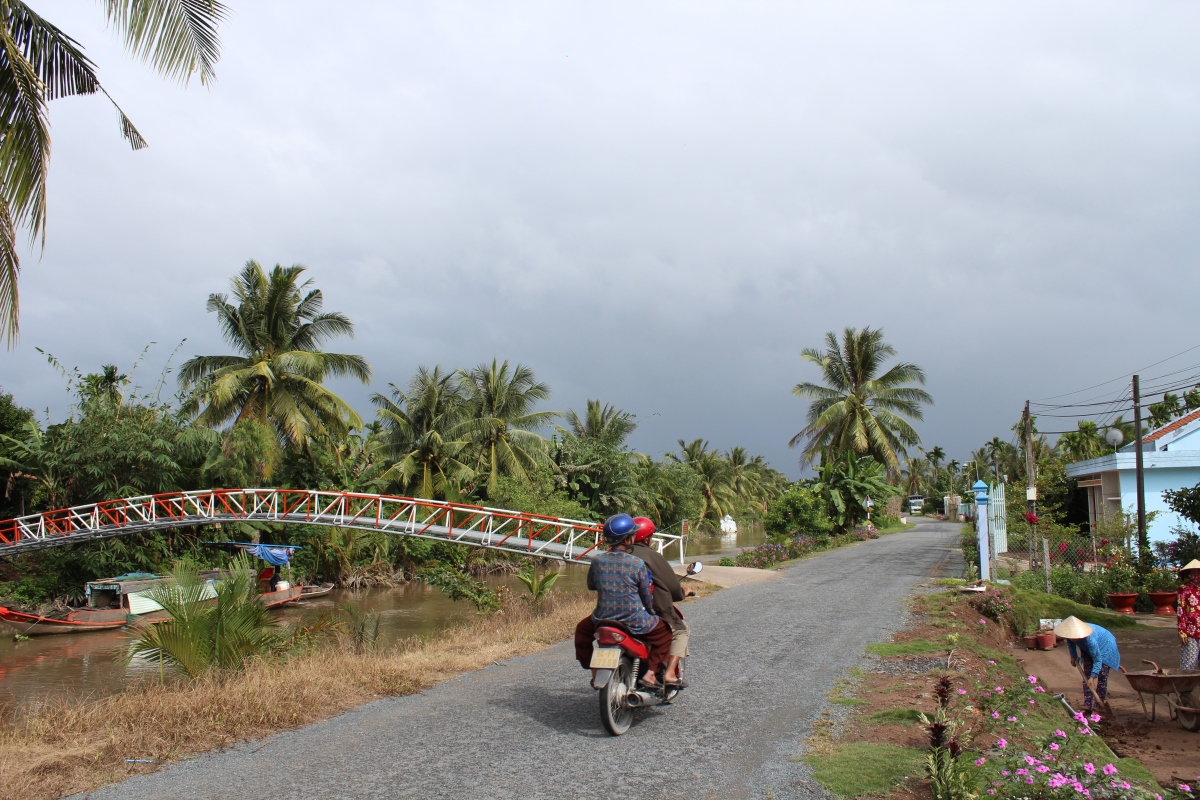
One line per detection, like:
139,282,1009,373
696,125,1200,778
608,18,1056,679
0,263,791,611
803,587,1171,800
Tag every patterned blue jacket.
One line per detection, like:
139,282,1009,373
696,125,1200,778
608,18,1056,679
587,549,660,635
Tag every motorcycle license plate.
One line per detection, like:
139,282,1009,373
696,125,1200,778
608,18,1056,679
590,647,621,669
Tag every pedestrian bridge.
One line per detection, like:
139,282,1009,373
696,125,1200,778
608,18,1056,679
0,488,686,564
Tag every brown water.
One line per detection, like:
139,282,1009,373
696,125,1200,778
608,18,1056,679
0,531,761,706
0,566,591,706
686,523,768,557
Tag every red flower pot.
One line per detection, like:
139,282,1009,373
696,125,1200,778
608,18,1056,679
1037,632,1056,650
1148,591,1178,616
1024,635,1039,650
1107,592,1139,614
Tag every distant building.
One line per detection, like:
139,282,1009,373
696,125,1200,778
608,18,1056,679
1065,409,1200,543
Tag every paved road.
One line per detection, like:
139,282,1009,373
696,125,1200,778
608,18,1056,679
78,520,962,800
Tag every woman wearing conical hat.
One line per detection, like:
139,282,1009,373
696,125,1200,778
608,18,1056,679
1055,616,1120,712
1178,560,1200,670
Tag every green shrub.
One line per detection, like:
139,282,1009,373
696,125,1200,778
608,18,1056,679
764,487,833,541
717,557,735,566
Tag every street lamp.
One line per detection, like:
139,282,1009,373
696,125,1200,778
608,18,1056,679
1105,427,1123,450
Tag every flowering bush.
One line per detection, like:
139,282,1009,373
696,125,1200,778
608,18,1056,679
1024,512,1040,526
734,534,830,568
974,587,1014,621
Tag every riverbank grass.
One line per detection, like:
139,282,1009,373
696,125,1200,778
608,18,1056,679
803,742,925,797
0,592,598,800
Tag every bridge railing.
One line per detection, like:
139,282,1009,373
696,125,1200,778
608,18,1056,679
0,488,687,564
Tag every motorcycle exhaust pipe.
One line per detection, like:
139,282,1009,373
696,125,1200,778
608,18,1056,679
625,690,657,707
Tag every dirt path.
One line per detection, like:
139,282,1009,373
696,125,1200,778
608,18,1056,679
73,520,963,800
1020,627,1200,784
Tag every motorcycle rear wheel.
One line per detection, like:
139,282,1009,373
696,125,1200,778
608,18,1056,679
599,656,635,735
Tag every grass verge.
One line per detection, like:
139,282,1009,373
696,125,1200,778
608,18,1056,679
803,742,925,797
1009,587,1147,633
0,592,600,800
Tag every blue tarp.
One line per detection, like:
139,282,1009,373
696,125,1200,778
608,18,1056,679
249,545,294,566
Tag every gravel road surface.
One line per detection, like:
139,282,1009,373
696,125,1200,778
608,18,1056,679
77,520,962,800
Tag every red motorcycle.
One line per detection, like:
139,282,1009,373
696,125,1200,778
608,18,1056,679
588,561,702,735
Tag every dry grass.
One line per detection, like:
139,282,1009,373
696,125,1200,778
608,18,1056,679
0,592,596,800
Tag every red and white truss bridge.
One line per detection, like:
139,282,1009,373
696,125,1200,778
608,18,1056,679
0,488,687,564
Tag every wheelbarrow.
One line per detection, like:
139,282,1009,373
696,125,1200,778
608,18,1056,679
1122,660,1200,729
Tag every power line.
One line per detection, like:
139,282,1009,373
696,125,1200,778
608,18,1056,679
1033,343,1200,402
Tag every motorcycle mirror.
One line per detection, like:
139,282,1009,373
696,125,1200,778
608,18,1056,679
686,561,704,575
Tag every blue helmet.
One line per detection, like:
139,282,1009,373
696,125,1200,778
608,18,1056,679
602,513,638,541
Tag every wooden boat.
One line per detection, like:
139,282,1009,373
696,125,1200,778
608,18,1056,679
0,605,131,636
299,582,334,599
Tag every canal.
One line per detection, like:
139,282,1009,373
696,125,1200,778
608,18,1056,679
0,528,764,705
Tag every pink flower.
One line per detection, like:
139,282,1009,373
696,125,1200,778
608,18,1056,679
1028,777,1036,785
995,687,1005,693
979,618,987,624
1017,769,1028,776
1049,743,1060,751
1084,763,1095,775
992,711,1000,719
1036,686,1046,692
1122,782,1131,789
1028,675,1038,683
1079,726,1092,735
976,758,986,766
1001,771,1010,776
1025,756,1039,765
1038,766,1050,773
997,738,1007,749
988,659,996,664
1055,730,1067,737
987,792,995,796
1073,712,1087,723
1008,716,1018,722
1030,699,1036,705
1103,765,1118,776
1089,713,1102,723
1181,785,1192,793
958,689,967,695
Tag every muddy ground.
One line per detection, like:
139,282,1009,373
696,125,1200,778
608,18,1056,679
1020,626,1200,785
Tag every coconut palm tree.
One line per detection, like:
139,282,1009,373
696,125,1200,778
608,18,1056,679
456,359,556,495
560,399,637,447
1058,421,1108,463
1,0,229,345
178,261,371,449
373,366,476,499
668,439,736,524
900,455,929,498
790,327,932,472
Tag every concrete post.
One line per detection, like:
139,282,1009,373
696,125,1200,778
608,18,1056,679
974,480,990,582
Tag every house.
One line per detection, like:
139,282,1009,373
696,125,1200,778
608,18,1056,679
1064,409,1200,543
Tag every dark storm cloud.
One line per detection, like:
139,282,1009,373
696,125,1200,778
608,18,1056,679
4,1,1199,475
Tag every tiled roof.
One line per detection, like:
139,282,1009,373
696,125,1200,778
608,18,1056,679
1145,408,1200,442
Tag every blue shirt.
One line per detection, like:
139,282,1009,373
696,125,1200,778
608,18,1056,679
1067,623,1120,677
587,549,660,635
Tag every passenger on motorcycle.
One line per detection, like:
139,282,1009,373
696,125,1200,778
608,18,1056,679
573,513,674,689
630,516,694,686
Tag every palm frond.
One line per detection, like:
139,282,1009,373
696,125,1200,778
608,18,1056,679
104,0,228,86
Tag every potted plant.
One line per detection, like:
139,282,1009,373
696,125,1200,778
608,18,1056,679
1103,560,1141,614
1022,627,1039,650
1036,628,1057,650
1144,568,1181,616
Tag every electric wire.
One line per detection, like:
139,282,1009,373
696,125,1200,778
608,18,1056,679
1033,343,1200,402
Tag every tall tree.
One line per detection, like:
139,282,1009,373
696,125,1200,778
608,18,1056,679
1058,421,1108,463
790,327,932,471
456,359,555,496
373,366,475,499
1,0,229,344
668,439,736,524
560,399,637,447
178,261,371,449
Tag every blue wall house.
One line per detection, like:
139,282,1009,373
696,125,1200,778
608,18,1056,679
1065,410,1200,544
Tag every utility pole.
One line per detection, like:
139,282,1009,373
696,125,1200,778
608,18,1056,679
1023,401,1038,573
1133,375,1149,567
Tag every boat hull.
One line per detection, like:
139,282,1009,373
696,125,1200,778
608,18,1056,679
0,606,130,636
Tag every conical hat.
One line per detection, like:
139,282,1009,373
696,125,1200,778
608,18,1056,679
1054,616,1093,639
1180,559,1200,573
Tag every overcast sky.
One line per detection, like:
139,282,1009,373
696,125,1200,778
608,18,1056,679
3,1,1198,477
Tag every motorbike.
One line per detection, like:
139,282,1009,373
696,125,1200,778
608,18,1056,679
588,561,703,735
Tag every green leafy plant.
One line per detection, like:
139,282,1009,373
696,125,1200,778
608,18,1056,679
417,563,500,612
812,452,897,532
764,486,833,542
126,555,287,679
515,563,561,612
336,601,381,654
